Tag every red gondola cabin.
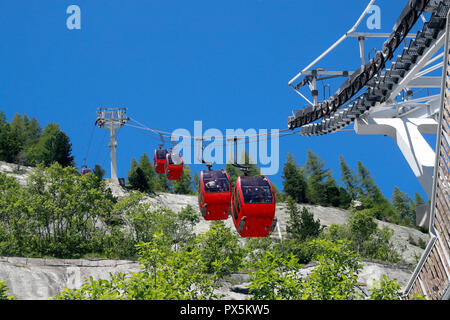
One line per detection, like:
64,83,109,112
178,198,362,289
198,169,231,220
81,165,92,176
154,149,169,174
165,152,184,180
231,175,276,237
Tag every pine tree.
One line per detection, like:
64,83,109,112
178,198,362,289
35,123,74,167
157,173,172,192
339,155,357,200
414,192,425,206
286,196,322,241
0,113,21,163
139,153,157,192
128,167,150,192
303,150,330,205
0,111,13,162
353,161,396,221
282,153,307,203
355,161,378,196
392,186,414,225
93,164,106,180
324,176,351,208
0,111,42,165
193,171,200,192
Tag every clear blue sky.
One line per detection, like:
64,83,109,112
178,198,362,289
0,0,434,201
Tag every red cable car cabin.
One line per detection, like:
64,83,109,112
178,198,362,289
198,169,231,220
165,152,184,180
154,149,169,174
231,176,276,237
81,165,92,176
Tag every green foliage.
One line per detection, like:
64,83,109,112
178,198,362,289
0,163,116,258
225,162,241,189
361,225,400,263
285,197,323,241
248,250,303,300
248,239,363,300
0,280,16,300
392,186,415,226
280,151,421,226
0,162,204,260
128,166,151,192
244,236,275,263
368,275,402,300
324,176,351,208
34,123,74,167
127,155,154,193
106,192,200,258
325,210,400,263
282,153,307,203
339,155,357,200
282,151,350,208
193,171,200,192
301,239,362,300
92,164,106,180
53,233,219,300
0,111,74,167
303,150,331,205
196,221,246,279
127,153,195,195
349,210,378,253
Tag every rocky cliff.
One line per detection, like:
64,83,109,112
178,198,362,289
0,161,429,299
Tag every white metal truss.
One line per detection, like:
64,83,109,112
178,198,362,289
287,0,450,299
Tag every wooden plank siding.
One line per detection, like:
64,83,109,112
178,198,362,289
404,39,450,300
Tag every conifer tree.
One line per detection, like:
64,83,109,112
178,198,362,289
139,153,157,191
34,123,74,167
282,153,307,203
392,186,414,225
286,196,322,241
93,164,106,180
339,155,357,200
303,150,331,205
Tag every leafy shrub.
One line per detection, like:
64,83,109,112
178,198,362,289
0,280,15,300
53,233,218,300
248,239,363,300
196,221,246,279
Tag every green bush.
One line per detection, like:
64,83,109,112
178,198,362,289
53,233,219,300
368,275,403,300
0,164,200,260
196,221,246,279
0,281,15,300
248,239,363,300
0,164,116,258
324,210,400,263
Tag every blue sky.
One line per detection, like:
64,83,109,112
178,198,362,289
0,0,435,201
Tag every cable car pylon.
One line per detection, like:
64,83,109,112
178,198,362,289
95,107,129,184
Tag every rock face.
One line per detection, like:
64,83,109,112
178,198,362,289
0,257,141,300
0,256,414,300
0,161,430,300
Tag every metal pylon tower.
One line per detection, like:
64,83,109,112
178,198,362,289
95,107,129,182
286,0,450,299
